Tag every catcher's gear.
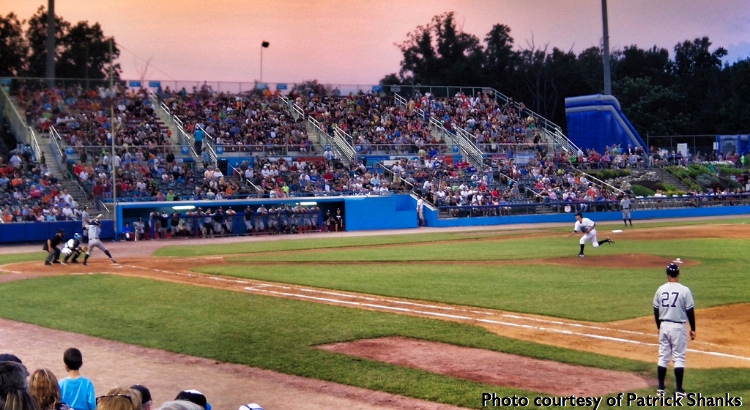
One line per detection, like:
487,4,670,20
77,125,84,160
74,233,82,240
666,263,680,277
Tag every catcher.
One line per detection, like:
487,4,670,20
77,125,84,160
61,233,85,264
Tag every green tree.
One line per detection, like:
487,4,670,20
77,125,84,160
0,12,27,77
23,6,120,83
395,12,484,86
482,24,518,90
25,6,70,78
57,21,120,82
613,76,687,135
672,37,728,133
612,45,673,86
718,58,750,133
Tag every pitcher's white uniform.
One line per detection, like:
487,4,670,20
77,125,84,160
571,212,613,257
573,217,600,246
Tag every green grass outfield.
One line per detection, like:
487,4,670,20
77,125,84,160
1,218,749,409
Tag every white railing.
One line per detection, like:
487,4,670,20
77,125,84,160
1,87,37,158
332,125,357,162
452,126,484,166
196,125,218,166
279,95,305,120
48,126,66,170
307,116,355,163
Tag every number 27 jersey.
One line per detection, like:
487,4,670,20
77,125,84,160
653,282,694,323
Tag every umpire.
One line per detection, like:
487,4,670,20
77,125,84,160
43,229,65,265
653,263,696,397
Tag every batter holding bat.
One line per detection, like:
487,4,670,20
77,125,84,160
82,218,117,266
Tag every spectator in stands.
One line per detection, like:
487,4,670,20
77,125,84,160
129,385,151,410
29,368,71,410
94,387,140,410
155,402,201,410
0,360,36,410
173,390,210,410
59,347,96,410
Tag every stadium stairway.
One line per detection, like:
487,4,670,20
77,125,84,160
35,133,101,216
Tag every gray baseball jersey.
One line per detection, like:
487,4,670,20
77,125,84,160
653,281,694,368
653,282,694,323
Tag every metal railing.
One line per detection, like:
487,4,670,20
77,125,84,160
331,125,357,162
279,95,305,120
373,161,414,193
452,126,484,167
308,116,353,163
1,86,36,159
195,125,219,166
428,117,483,167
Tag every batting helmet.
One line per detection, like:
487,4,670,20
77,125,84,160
666,263,680,277
92,219,100,226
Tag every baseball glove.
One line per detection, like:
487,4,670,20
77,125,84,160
81,245,88,252
579,226,588,233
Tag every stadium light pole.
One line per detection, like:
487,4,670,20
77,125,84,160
45,0,55,87
260,41,269,83
108,37,118,239
601,0,612,95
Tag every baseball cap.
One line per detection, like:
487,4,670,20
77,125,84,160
130,384,152,405
175,390,211,410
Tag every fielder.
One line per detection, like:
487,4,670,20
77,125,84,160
653,263,695,397
82,219,117,265
568,212,614,257
61,233,85,264
620,194,633,227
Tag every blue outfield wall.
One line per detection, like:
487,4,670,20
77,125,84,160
0,220,114,244
1,195,749,244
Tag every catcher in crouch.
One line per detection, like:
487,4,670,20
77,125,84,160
61,233,85,264
568,212,614,257
83,219,117,265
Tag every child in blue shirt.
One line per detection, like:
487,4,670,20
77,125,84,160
58,348,96,410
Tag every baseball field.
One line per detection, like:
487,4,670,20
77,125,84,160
1,216,749,409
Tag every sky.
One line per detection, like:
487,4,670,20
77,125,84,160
4,0,750,87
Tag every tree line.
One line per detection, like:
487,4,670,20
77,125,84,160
380,12,750,137
0,7,121,84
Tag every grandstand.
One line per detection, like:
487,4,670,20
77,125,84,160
2,79,750,242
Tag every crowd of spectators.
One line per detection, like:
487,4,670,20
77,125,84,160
9,83,750,222
162,83,312,155
0,350,259,410
0,149,83,223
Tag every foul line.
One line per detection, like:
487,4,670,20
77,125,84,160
118,264,750,362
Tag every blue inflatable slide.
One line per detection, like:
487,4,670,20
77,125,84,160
565,94,646,154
